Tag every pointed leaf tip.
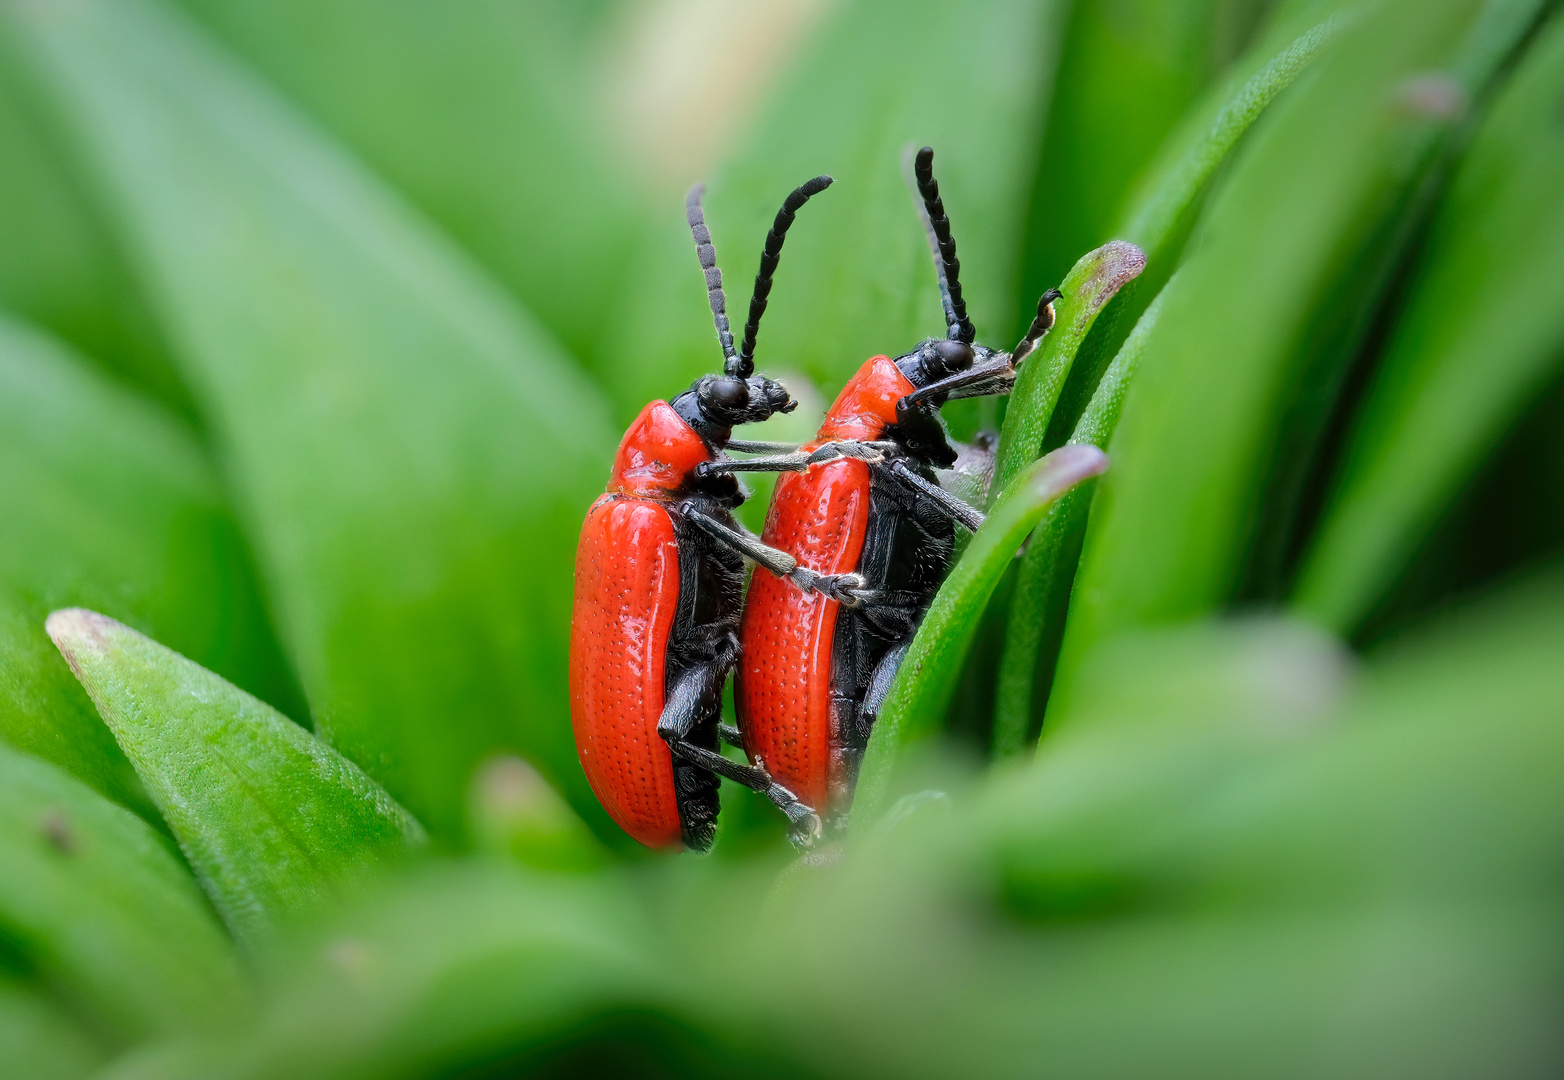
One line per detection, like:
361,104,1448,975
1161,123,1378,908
45,607,425,948
45,607,113,655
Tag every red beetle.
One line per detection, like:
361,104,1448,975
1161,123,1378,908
726,148,1064,822
571,177,858,851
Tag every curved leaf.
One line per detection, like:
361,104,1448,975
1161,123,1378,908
0,743,246,1040
170,0,642,368
7,0,618,839
991,241,1144,498
1038,5,1348,452
0,311,300,815
855,445,1108,823
1015,0,1273,323
0,44,185,412
992,289,1167,757
47,609,425,948
1294,9,1564,630
1050,0,1543,723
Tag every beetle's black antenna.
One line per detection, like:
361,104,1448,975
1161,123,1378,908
737,174,833,377
912,146,974,345
686,184,740,375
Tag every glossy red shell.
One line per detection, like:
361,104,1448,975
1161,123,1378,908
571,400,711,849
609,399,711,497
736,357,915,809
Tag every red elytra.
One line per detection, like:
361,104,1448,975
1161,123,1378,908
570,400,712,849
736,356,915,810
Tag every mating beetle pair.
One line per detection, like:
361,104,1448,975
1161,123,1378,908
570,149,1060,851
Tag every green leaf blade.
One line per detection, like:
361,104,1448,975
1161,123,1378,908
992,240,1144,498
1050,0,1540,722
0,743,247,1041
0,311,300,816
46,608,424,948
1294,9,1564,630
855,445,1108,822
1016,0,1274,321
169,0,643,370
992,289,1167,757
7,0,618,838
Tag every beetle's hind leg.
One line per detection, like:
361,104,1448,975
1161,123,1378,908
658,639,822,848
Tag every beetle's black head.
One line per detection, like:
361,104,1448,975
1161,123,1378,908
672,373,796,447
885,399,959,469
895,337,1005,391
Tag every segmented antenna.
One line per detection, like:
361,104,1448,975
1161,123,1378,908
737,174,834,377
1011,288,1063,368
686,184,739,375
913,146,974,345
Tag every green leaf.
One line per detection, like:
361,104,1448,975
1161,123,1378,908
1050,0,1542,722
614,0,1062,426
1015,0,1273,324
991,241,1144,498
114,862,665,1080
169,0,643,368
466,756,606,875
0,311,301,816
0,743,247,1040
0,42,186,413
992,289,1167,757
855,445,1108,823
1118,8,1351,271
1036,6,1347,453
46,609,425,948
0,975,106,1080
1293,9,1564,631
6,0,618,839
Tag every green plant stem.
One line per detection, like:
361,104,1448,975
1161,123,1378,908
854,445,1109,824
991,290,1166,757
991,243,1143,501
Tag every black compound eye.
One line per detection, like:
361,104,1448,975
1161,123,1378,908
703,376,750,410
926,339,975,378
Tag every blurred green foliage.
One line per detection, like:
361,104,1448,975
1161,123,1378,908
0,0,1561,1075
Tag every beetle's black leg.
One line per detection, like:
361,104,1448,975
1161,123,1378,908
723,438,808,454
878,459,985,532
859,640,913,733
1010,288,1064,369
724,438,901,456
685,509,871,605
658,664,820,847
697,440,895,478
717,723,745,750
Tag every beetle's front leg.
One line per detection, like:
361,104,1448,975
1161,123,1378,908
877,458,986,532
